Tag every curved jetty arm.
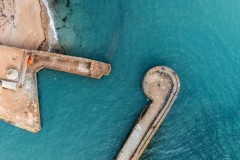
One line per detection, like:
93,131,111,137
0,45,111,133
116,66,180,160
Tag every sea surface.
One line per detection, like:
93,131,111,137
1,0,240,159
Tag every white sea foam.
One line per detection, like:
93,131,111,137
42,0,59,51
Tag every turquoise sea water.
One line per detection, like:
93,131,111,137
1,0,240,159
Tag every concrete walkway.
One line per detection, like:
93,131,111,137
0,45,111,133
116,66,180,160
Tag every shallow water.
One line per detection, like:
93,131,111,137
1,0,240,159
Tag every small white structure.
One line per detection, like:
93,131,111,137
1,80,17,90
6,68,19,80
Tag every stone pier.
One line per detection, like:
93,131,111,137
116,66,180,160
0,45,111,133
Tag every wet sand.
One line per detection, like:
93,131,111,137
0,0,57,51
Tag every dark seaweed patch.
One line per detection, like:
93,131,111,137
62,16,67,22
66,0,70,7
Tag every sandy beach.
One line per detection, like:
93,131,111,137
0,0,57,51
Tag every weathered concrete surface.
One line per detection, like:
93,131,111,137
116,66,180,160
0,45,111,132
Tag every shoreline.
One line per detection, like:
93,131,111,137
0,0,59,51
42,0,59,51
